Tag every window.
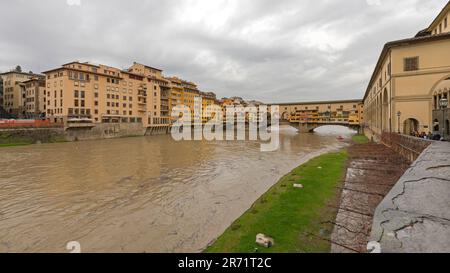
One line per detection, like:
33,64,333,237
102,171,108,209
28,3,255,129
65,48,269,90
445,17,448,28
404,57,419,71
74,90,79,98
74,100,79,107
80,91,85,99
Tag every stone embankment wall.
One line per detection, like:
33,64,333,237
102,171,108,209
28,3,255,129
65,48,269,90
0,128,66,145
370,141,450,253
65,123,146,141
381,133,431,162
0,123,150,144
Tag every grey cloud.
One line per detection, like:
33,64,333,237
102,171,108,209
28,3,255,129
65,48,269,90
0,0,447,103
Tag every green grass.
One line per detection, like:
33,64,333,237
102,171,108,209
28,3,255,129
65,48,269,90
205,150,348,253
352,134,369,144
0,142,32,148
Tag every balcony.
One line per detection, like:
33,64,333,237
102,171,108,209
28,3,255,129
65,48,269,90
66,117,95,128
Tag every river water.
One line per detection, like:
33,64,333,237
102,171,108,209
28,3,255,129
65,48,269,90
0,126,350,252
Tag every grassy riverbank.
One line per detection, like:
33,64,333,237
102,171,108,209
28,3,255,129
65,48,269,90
205,150,348,253
352,134,370,144
0,130,67,148
0,142,33,148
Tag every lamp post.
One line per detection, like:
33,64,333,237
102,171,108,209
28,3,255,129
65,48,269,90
397,111,401,134
440,98,448,140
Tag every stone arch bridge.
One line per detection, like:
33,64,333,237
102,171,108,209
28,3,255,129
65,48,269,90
270,99,364,133
280,120,362,133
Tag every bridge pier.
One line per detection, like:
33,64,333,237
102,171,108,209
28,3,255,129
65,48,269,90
297,123,318,133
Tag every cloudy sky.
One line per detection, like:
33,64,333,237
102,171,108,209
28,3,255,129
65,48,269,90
0,0,447,103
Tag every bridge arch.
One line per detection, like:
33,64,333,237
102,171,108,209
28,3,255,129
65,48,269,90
428,74,450,95
304,124,360,134
281,111,290,121
403,118,420,135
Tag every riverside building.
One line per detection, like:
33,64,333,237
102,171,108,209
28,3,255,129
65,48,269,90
363,1,450,139
0,70,42,117
42,61,218,132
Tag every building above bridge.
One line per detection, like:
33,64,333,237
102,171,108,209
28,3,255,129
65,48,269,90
268,99,364,126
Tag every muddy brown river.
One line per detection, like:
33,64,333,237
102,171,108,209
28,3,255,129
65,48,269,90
0,127,348,252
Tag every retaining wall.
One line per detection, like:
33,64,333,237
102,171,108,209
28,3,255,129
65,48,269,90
0,128,66,144
65,123,146,141
369,141,450,253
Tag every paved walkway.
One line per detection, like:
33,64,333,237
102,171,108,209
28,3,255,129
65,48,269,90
370,141,450,253
331,143,410,253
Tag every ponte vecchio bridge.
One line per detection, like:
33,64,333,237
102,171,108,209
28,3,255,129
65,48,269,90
268,99,364,133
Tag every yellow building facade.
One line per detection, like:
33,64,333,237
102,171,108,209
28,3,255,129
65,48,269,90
200,92,218,123
23,76,46,118
43,61,173,129
277,100,364,125
363,2,450,139
0,71,40,117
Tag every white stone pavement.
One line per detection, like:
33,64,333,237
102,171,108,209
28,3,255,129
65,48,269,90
370,141,450,253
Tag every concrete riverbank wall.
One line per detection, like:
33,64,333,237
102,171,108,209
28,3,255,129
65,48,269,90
381,133,432,163
369,141,450,253
0,127,66,144
65,123,146,141
0,123,148,144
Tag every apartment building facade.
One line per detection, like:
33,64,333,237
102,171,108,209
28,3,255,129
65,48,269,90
200,91,218,123
23,76,46,118
0,71,41,117
363,1,450,138
41,61,221,130
42,61,174,129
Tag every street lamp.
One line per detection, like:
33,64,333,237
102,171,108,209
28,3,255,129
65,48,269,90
397,111,401,134
440,98,448,140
